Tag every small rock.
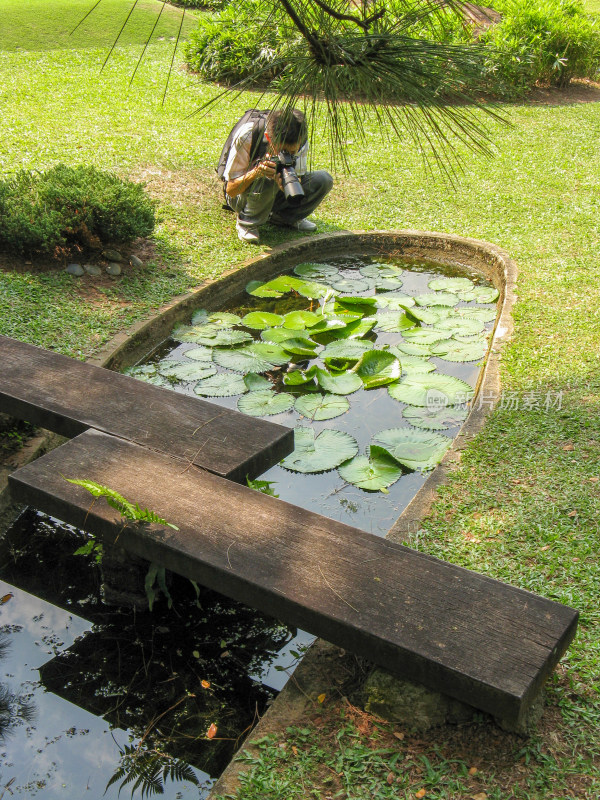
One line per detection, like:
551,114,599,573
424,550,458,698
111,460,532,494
102,249,123,262
66,263,84,276
83,264,101,276
106,262,122,277
130,254,143,268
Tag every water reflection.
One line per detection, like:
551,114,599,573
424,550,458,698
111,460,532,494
0,509,311,797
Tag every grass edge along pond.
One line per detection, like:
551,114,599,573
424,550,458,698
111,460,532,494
0,4,600,799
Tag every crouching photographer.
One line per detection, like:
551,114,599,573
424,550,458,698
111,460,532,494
220,109,333,244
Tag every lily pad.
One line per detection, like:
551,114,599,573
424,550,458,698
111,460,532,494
434,316,484,337
190,309,210,326
321,339,374,364
329,276,373,293
353,350,402,389
430,338,488,362
194,373,248,397
184,346,214,362
390,340,432,357
338,446,403,491
295,393,350,421
457,286,499,303
246,280,284,298
334,317,377,340
388,374,474,407
407,306,448,325
180,326,253,347
427,276,474,293
293,262,339,281
372,428,452,471
396,355,436,374
375,293,415,310
280,338,320,356
414,292,459,307
213,343,289,373
375,312,416,333
241,311,284,330
158,361,217,381
334,296,378,315
315,368,363,395
244,373,271,391
457,306,497,324
403,404,468,431
401,328,447,346
261,327,314,344
374,277,405,291
284,366,319,389
281,427,358,473
282,310,321,330
359,263,403,279
237,390,295,417
206,311,242,327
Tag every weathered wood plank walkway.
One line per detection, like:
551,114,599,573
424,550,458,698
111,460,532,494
9,428,579,727
0,335,293,481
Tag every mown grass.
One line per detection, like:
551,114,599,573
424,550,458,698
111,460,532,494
1,3,600,798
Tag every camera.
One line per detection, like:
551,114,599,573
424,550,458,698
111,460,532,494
274,151,305,205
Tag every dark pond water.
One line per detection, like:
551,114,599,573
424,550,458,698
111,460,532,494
0,255,496,797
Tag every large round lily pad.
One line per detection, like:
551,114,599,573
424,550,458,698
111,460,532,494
403,404,468,431
321,339,374,364
241,311,284,330
375,293,415,310
194,373,248,397
430,338,487,362
427,276,474,293
237,390,295,417
295,393,350,421
338,446,403,491
293,262,340,281
457,286,499,303
372,428,452,471
213,343,289,373
184,346,214,362
359,263,403,279
414,292,459,307
281,428,359,473
388,374,474,406
375,312,416,333
158,361,216,381
401,328,447,346
315,368,363,395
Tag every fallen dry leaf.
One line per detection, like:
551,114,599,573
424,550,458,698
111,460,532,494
292,745,298,756
468,766,478,776
317,693,326,703
393,731,405,741
415,790,426,799
201,680,211,689
207,723,217,739
567,510,578,517
471,793,487,800
590,477,599,483
0,593,13,605
386,772,394,785
562,444,574,451
540,545,551,551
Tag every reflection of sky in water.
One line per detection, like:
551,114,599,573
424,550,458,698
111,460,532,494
0,581,211,799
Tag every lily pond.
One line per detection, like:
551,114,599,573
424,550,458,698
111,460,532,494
131,255,498,534
0,255,498,798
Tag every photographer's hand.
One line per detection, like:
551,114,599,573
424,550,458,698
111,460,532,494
225,157,276,198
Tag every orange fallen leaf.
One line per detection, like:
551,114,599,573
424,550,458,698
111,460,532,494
386,772,394,785
317,693,326,703
567,510,578,518
468,766,478,776
291,745,298,756
393,731,405,741
201,680,211,689
562,444,574,451
207,723,217,739
471,793,487,800
0,593,13,605
415,789,426,799
540,545,551,551
590,477,599,483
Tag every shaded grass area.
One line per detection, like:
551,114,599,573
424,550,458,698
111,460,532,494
1,6,600,797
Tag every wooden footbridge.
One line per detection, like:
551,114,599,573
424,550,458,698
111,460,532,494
1,335,578,728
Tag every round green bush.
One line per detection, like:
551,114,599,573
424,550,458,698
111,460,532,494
0,164,156,257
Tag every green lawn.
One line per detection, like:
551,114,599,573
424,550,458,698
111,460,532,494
1,3,600,798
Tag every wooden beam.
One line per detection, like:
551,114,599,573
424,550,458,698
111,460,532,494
9,429,578,727
0,335,292,481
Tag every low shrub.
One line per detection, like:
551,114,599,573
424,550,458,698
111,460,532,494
480,0,600,93
0,164,156,257
183,0,297,85
183,0,600,98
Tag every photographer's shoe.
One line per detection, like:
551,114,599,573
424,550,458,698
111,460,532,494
270,216,317,232
293,218,317,232
236,220,260,244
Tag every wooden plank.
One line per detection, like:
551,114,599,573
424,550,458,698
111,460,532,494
0,335,292,481
9,429,578,726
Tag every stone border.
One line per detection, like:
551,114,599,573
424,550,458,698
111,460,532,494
0,230,517,795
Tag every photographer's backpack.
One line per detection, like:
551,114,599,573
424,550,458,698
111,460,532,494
216,109,270,209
